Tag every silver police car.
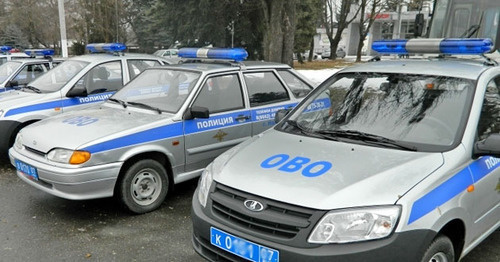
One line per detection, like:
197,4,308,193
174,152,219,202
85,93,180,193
0,43,170,154
191,39,500,261
9,48,315,214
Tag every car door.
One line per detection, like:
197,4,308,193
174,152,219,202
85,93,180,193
184,73,252,172
243,70,298,135
470,74,500,239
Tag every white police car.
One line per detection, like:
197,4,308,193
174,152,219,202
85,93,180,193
191,39,500,262
0,46,30,65
9,47,315,214
0,43,170,154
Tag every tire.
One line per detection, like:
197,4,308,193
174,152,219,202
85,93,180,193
117,159,169,214
421,235,455,262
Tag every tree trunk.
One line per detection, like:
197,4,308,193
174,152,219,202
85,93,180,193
262,0,285,62
281,0,296,66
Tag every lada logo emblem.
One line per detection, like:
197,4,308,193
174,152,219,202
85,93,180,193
32,140,37,146
243,200,264,212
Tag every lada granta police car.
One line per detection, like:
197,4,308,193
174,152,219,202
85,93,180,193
9,47,315,214
191,39,500,262
0,43,170,154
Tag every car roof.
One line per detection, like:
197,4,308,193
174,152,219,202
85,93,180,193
151,60,292,74
340,58,493,80
66,53,168,64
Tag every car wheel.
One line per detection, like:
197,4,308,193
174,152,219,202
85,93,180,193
421,235,455,262
117,159,169,214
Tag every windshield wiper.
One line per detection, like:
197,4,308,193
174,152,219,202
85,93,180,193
127,101,163,114
108,98,128,108
315,129,417,151
22,85,42,93
285,120,339,141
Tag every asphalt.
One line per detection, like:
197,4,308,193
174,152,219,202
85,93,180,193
0,158,498,262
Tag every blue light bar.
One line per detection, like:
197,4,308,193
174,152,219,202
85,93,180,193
372,38,493,55
25,49,55,57
178,48,248,62
86,43,126,53
0,46,12,52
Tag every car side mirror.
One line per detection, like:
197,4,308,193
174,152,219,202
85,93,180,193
274,108,292,123
184,106,210,120
67,84,88,97
473,133,500,158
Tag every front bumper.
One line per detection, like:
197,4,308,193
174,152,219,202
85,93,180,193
9,148,123,200
191,188,436,262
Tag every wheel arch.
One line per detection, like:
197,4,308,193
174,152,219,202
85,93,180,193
9,119,40,147
435,219,466,261
114,151,175,196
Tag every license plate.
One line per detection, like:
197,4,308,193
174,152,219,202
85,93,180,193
210,227,279,262
14,159,39,181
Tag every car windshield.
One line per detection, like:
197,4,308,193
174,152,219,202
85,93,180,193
111,68,201,113
27,60,89,93
279,72,475,151
0,61,22,83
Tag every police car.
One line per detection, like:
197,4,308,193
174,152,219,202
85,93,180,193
191,39,500,262
0,50,59,92
8,47,315,214
0,43,170,153
0,46,30,65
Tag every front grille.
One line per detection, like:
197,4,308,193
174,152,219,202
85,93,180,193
24,146,45,157
210,183,323,241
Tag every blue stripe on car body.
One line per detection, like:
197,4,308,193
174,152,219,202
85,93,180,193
408,156,500,224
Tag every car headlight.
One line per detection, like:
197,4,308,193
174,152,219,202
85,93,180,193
308,205,401,244
14,132,23,150
198,162,214,208
197,142,246,208
47,148,91,164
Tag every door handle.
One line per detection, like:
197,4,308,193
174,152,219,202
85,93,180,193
235,115,250,121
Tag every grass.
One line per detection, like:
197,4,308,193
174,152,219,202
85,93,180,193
293,59,357,70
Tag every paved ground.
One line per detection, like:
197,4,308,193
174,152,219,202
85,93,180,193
0,158,498,262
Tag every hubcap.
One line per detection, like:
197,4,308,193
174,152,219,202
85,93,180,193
428,252,448,262
130,168,162,206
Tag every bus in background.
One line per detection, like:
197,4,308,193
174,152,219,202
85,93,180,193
427,0,499,50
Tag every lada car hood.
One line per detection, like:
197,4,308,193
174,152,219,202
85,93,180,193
19,104,171,153
214,130,444,210
0,90,43,111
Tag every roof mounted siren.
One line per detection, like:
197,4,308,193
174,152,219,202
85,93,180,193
178,47,248,62
86,43,127,56
24,49,55,59
372,38,493,56
0,46,12,55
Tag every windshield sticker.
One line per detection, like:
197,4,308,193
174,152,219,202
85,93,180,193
260,154,332,177
62,116,99,126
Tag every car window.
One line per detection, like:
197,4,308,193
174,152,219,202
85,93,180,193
127,59,162,79
192,74,245,114
477,76,500,140
112,68,201,113
14,64,48,85
282,72,475,151
29,60,89,93
243,71,290,107
0,61,21,83
77,61,123,94
277,70,312,98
